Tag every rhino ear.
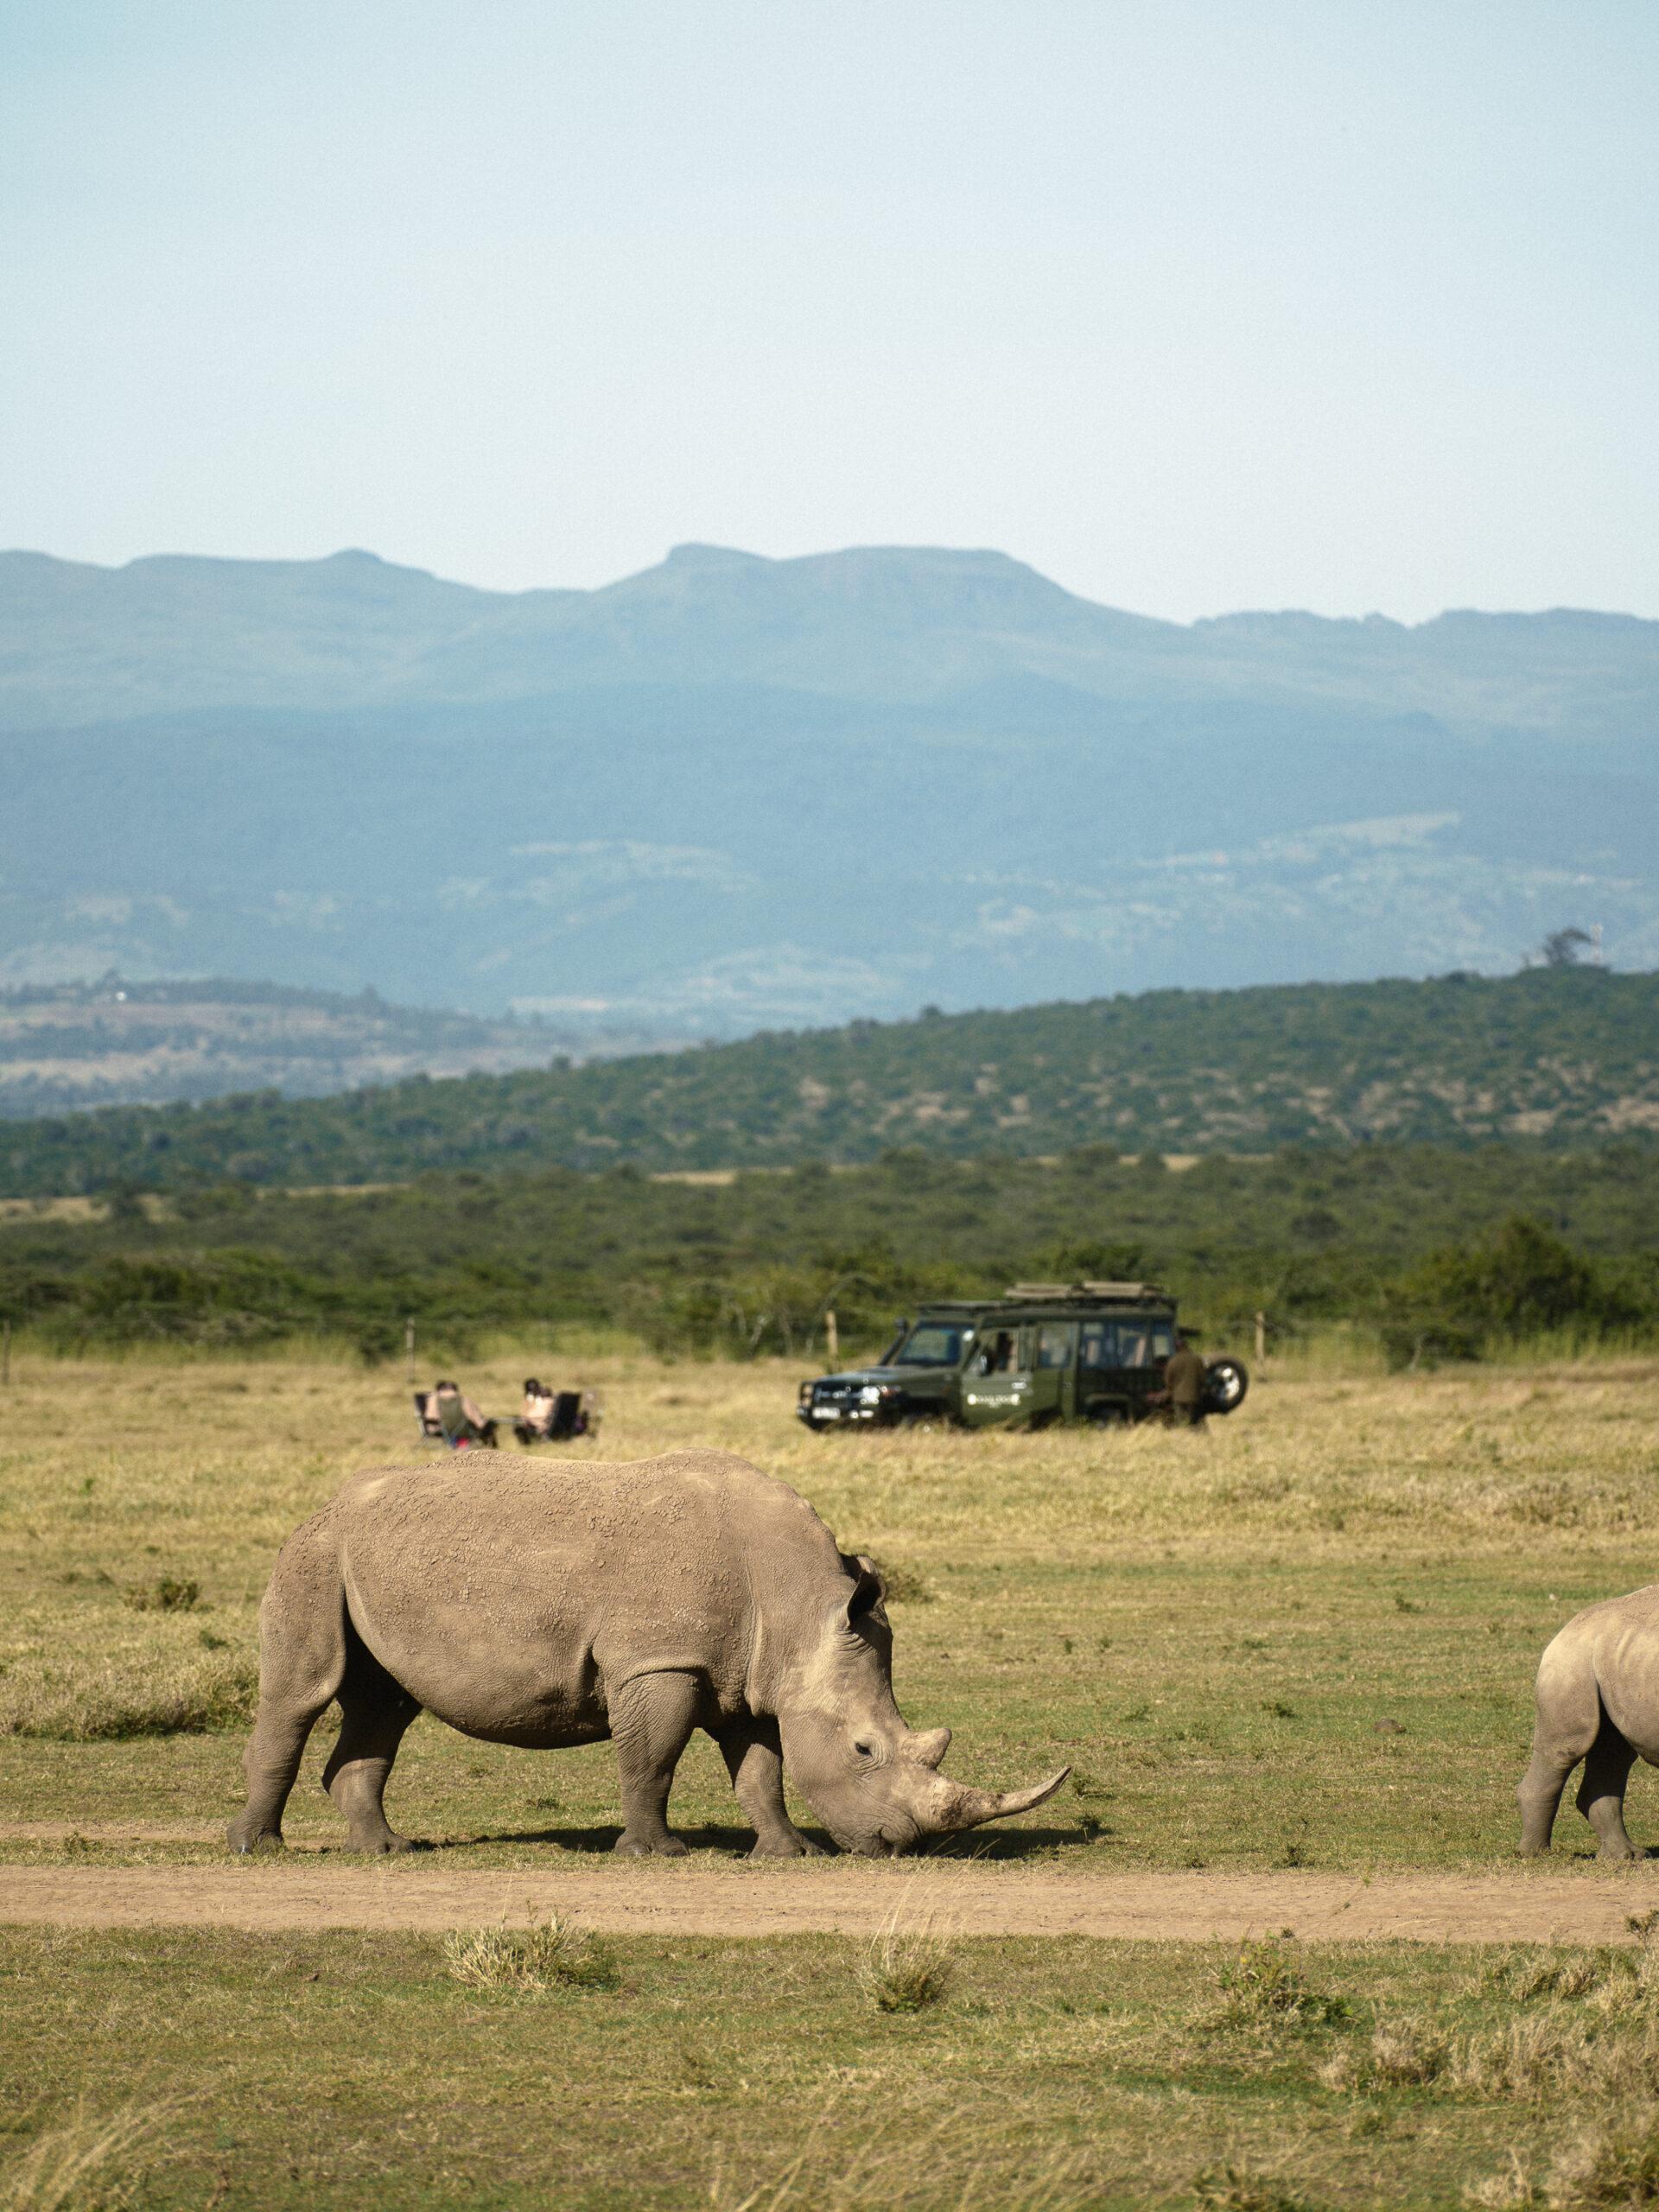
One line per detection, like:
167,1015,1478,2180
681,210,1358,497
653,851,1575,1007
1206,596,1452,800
838,1554,887,1628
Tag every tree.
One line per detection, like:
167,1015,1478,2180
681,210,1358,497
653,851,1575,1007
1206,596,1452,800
1540,926,1593,969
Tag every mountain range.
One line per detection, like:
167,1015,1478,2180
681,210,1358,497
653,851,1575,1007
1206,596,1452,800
5,542,1656,1033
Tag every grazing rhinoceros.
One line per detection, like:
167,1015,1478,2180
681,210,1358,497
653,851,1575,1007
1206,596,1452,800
1518,1583,1659,1858
228,1449,1068,1859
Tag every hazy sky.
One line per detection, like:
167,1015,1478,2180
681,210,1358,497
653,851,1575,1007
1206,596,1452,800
3,2,1656,620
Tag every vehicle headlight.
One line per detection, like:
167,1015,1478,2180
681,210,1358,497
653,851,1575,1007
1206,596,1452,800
858,1384,884,1405
798,1381,813,1402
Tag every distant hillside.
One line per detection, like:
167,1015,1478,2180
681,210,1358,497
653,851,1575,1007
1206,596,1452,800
0,977,676,1118
5,543,1657,1025
0,968,1650,1198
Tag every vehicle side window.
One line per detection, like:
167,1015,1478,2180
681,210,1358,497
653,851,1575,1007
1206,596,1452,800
1079,1321,1119,1368
1148,1325,1174,1363
1035,1323,1073,1370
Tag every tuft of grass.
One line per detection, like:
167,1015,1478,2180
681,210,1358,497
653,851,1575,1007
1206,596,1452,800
1543,2111,1659,2209
120,1577,199,1614
0,2100,168,2212
1322,2018,1450,2091
441,1916,618,1996
1471,2108,1659,2210
855,1920,954,2015
1199,1942,1348,2033
715,2111,1093,2212
1484,1948,1630,2005
0,1651,256,1741
1192,2163,1328,2211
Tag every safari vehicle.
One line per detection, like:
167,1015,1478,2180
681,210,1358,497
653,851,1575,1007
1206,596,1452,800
796,1281,1248,1433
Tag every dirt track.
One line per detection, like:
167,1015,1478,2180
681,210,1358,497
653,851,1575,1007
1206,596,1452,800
2,1833,1653,1945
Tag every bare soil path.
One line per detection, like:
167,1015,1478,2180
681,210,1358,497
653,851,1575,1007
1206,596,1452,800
2,1837,1653,1945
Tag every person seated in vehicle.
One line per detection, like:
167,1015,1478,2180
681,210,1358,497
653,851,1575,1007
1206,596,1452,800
514,1377,556,1446
974,1329,1020,1376
431,1378,498,1450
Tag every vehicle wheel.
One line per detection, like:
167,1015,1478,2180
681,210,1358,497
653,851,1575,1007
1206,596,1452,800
1205,1357,1249,1414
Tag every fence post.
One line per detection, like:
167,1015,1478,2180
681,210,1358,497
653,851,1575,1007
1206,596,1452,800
1255,1309,1267,1363
824,1308,839,1363
1,1319,9,1387
405,1315,416,1384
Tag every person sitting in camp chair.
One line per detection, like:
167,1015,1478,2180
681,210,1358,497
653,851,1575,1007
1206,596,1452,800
513,1377,556,1446
428,1378,498,1451
512,1380,601,1446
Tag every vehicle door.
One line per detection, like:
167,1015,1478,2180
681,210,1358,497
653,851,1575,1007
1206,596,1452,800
958,1322,1033,1427
1115,1315,1176,1419
1077,1319,1128,1422
1027,1320,1077,1424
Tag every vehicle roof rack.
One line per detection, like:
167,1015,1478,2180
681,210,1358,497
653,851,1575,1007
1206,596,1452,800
1002,1280,1168,1302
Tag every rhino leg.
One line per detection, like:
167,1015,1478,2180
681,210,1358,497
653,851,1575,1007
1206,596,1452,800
227,1536,349,1853
321,1636,422,1854
717,1714,825,1859
1577,1716,1641,1860
1517,1745,1580,1856
609,1671,703,1856
1518,1629,1603,1858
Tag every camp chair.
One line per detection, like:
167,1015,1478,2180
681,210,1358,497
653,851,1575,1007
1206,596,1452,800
512,1386,603,1446
415,1390,499,1451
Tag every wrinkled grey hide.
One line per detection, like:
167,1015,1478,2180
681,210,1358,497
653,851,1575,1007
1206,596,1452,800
1518,1583,1659,1858
227,1449,1068,1858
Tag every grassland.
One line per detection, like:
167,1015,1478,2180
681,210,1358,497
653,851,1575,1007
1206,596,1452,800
3,1347,1659,2207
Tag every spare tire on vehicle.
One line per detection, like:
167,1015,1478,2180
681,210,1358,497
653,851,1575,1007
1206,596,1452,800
1203,1357,1249,1414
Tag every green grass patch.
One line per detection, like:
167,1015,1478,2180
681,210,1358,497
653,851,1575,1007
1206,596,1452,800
8,1929,1659,2209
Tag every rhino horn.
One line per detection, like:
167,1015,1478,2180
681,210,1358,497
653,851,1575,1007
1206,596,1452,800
923,1764,1071,1834
910,1726,952,1770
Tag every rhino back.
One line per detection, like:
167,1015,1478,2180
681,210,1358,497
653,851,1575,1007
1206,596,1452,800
324,1449,836,1741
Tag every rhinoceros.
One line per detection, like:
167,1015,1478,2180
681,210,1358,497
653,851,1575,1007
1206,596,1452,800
227,1449,1068,1859
1518,1583,1659,1858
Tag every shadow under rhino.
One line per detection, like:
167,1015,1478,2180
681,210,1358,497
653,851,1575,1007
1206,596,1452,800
431,1820,1090,1859
228,1450,1068,1860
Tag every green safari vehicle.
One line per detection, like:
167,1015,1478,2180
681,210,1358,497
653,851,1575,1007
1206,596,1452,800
796,1281,1248,1433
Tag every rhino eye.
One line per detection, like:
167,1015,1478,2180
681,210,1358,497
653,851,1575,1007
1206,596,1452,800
854,1741,874,1758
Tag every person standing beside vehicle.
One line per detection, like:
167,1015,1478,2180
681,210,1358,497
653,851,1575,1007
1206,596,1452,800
1162,1333,1209,1428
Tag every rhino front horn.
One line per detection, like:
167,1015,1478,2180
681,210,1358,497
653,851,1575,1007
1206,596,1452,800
933,1764,1071,1834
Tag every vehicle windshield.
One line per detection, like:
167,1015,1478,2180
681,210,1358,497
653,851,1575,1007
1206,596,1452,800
889,1321,972,1368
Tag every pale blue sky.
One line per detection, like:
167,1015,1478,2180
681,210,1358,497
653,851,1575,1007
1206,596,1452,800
3,1,1656,620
